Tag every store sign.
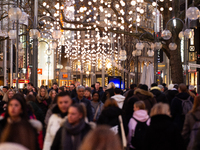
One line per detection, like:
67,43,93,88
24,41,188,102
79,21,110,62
37,69,42,75
60,72,70,80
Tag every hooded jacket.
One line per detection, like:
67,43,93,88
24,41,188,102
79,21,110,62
150,86,168,104
128,110,150,148
171,92,194,131
43,105,68,150
143,115,186,150
131,88,157,114
111,94,125,109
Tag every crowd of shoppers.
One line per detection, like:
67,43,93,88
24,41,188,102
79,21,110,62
0,81,199,150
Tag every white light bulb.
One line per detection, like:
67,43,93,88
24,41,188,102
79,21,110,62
131,0,136,5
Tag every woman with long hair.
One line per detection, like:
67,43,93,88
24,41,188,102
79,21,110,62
36,87,51,116
2,89,15,103
97,98,128,138
182,95,200,149
51,103,91,150
79,126,122,150
0,93,40,150
143,103,185,150
49,90,57,104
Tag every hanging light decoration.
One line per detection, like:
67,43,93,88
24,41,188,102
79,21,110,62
186,7,200,20
136,50,142,56
52,30,62,39
178,31,184,39
8,7,22,21
161,29,172,40
147,50,154,57
154,42,162,50
151,43,155,50
19,12,28,24
8,30,17,39
119,49,127,61
46,49,52,56
169,43,177,50
132,50,136,57
29,29,40,39
51,41,58,49
136,43,144,50
184,29,194,39
15,42,23,50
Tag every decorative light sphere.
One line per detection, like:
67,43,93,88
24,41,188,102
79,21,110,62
184,29,194,39
178,31,184,39
51,41,57,49
151,43,155,50
161,29,172,40
169,43,177,50
186,7,200,20
136,43,144,50
136,50,142,56
8,30,17,39
8,7,22,21
147,50,154,57
132,50,136,57
52,30,62,39
19,12,28,24
46,49,52,56
119,50,127,61
154,42,162,50
15,42,23,50
29,29,40,39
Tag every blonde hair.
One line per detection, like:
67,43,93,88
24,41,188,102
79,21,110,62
49,90,56,98
107,82,115,90
79,126,122,150
134,101,146,110
37,87,49,100
150,103,170,117
2,89,16,102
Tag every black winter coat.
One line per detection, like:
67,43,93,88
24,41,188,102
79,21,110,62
35,97,51,116
171,92,194,131
165,90,179,105
143,115,186,150
97,106,128,138
101,88,115,103
150,89,168,104
72,97,93,121
92,89,104,100
70,89,77,99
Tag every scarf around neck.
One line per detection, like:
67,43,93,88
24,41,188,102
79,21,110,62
61,118,86,150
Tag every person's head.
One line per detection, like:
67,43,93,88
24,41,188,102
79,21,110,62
27,83,33,91
130,84,137,90
57,92,73,114
5,93,28,121
68,103,86,125
7,89,15,100
75,81,80,88
174,84,179,90
79,126,122,150
125,89,134,100
189,85,195,91
107,82,115,89
3,86,8,93
27,91,34,96
77,86,85,98
70,84,75,91
58,86,65,93
52,82,58,90
49,90,57,99
150,103,170,117
134,101,146,111
151,83,158,87
162,83,167,87
140,84,148,91
84,87,91,98
91,84,95,91
95,82,100,90
104,98,118,108
158,85,164,92
178,83,188,93
114,88,122,95
26,94,36,102
38,87,49,99
92,92,100,102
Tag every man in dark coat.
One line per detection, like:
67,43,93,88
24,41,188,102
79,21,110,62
48,82,58,93
171,83,194,131
150,83,168,104
71,82,80,99
92,82,104,100
72,86,93,121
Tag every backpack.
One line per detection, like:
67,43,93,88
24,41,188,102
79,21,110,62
187,114,200,150
131,117,149,150
178,96,193,115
